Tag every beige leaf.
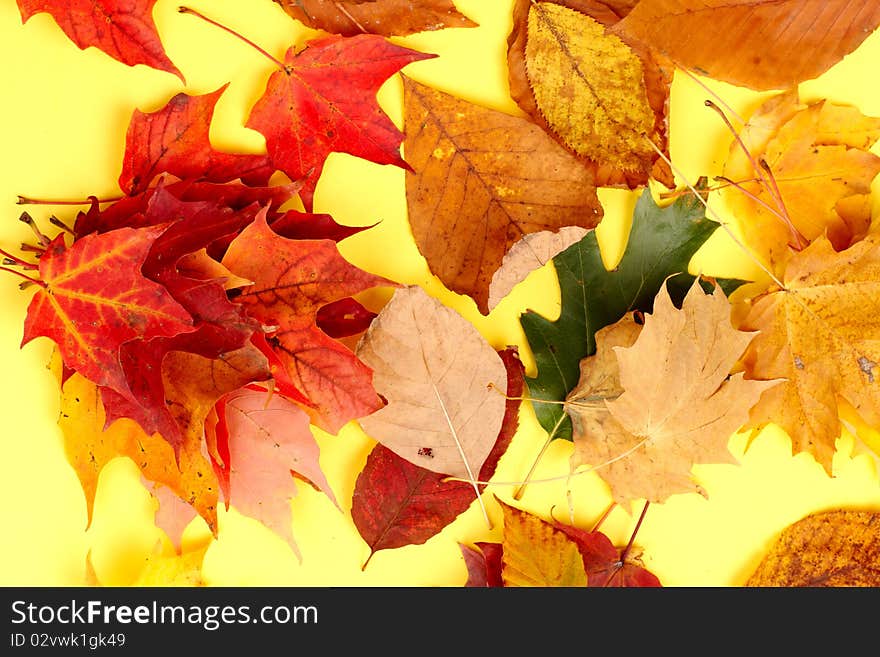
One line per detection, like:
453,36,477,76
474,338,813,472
487,226,589,311
355,286,507,481
569,281,779,503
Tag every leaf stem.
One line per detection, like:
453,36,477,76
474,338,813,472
178,7,289,72
17,194,120,206
512,412,565,500
18,212,50,247
0,266,44,287
646,139,787,291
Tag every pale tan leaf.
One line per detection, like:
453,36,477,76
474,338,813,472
355,286,507,480
570,281,779,503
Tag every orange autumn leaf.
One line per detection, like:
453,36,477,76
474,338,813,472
498,499,587,587
403,76,603,315
737,234,880,474
274,0,476,37
615,0,880,90
59,369,220,534
722,91,880,274
569,281,778,504
58,344,271,535
507,0,673,187
746,510,880,587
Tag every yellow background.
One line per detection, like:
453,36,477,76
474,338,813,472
2,0,879,587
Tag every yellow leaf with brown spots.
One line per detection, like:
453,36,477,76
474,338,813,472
498,499,587,587
507,0,672,188
721,91,880,275
747,510,880,586
738,234,880,474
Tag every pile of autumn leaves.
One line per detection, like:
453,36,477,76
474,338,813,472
11,1,880,586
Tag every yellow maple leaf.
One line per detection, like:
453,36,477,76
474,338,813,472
737,233,880,474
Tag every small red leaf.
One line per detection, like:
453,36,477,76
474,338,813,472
17,0,182,78
119,87,275,195
315,297,376,338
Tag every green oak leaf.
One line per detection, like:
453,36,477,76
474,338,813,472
521,184,742,441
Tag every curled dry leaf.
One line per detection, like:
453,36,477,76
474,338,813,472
615,0,880,91
569,281,779,504
403,76,603,315
355,286,507,481
722,91,880,275
487,226,588,312
746,510,880,586
507,0,673,187
16,0,182,79
274,0,476,37
737,234,880,474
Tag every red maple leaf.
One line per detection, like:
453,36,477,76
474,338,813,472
221,208,395,432
245,34,434,210
119,86,276,195
21,226,195,398
17,0,181,79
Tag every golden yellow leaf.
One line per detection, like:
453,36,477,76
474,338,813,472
737,234,880,474
59,370,220,535
58,344,270,535
569,281,778,504
498,499,587,587
722,91,880,274
747,510,880,587
507,0,672,187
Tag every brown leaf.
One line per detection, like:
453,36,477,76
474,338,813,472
737,234,880,474
722,91,880,274
614,0,880,90
487,226,588,312
403,76,603,314
274,0,476,37
355,286,507,481
569,281,778,503
507,0,673,187
498,499,587,587
746,510,880,586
